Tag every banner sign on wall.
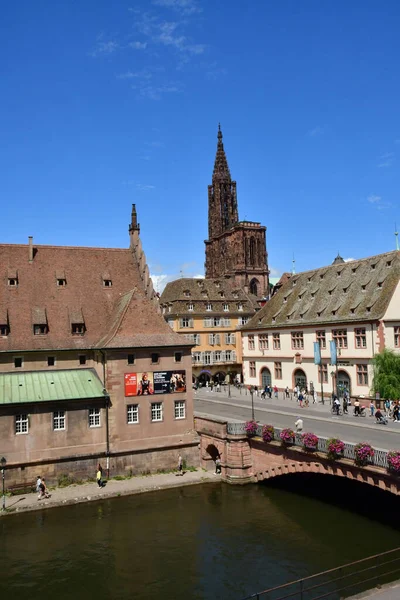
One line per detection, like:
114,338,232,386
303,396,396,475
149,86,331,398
330,340,337,366
124,371,186,397
313,342,321,366
124,372,154,397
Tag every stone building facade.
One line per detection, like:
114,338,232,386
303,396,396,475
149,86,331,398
241,251,400,399
0,206,198,487
205,126,270,298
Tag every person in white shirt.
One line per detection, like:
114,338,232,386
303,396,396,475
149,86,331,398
295,417,303,432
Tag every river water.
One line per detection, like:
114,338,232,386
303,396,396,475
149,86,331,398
1,477,400,600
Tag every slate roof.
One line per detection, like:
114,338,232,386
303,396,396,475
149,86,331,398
244,251,400,330
0,243,189,352
160,277,258,316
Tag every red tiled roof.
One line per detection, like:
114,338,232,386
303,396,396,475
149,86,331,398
0,243,189,351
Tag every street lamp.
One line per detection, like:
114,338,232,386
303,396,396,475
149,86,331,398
250,388,255,421
228,372,231,398
1,456,6,512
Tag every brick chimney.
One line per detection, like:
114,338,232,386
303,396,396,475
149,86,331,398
28,236,33,263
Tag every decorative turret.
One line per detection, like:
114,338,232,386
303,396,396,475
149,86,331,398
332,253,345,265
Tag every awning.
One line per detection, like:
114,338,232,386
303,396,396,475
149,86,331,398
0,369,106,405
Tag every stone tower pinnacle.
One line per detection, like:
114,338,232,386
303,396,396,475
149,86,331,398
208,125,239,240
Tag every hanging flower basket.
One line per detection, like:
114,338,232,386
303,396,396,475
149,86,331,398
244,420,258,437
280,428,295,446
262,424,275,443
301,432,319,451
387,451,400,474
354,442,375,467
326,438,345,460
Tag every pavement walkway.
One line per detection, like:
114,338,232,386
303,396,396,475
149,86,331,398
0,468,218,517
349,582,400,599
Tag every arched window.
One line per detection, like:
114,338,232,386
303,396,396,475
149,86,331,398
249,278,259,296
294,369,307,390
261,368,271,387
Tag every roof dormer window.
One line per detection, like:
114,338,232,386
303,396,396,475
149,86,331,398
57,279,66,287
72,323,85,335
56,270,66,287
220,291,225,298
387,260,392,268
8,278,18,287
361,285,367,292
183,290,191,297
0,324,9,337
283,297,287,303
237,303,243,312
206,303,212,311
371,263,376,271
223,303,229,312
187,303,194,311
377,281,383,289
32,307,48,336
102,272,112,287
320,274,324,280
34,324,48,335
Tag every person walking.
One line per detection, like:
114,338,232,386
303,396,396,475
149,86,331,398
177,454,184,476
273,385,278,398
369,400,375,417
285,386,290,399
295,417,303,432
215,456,221,475
36,475,42,500
298,391,304,408
96,467,104,488
343,396,348,414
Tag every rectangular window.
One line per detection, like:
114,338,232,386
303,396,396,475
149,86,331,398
355,328,367,349
237,303,243,312
57,278,66,287
15,414,28,434
213,317,221,327
180,317,193,328
259,334,269,350
0,324,9,336
151,402,163,422
316,330,326,349
395,326,400,348
174,400,186,420
291,332,304,350
206,303,212,311
127,354,135,365
103,279,112,287
214,350,222,362
204,351,212,365
332,329,348,349
72,323,85,335
225,333,236,345
225,350,232,361
274,362,282,379
14,357,23,368
192,352,201,364
249,361,256,377
357,364,368,385
151,353,160,364
248,335,255,350
273,333,281,350
318,363,328,383
47,356,55,367
239,317,249,326
79,355,87,365
89,408,101,428
34,324,48,335
174,352,182,362
53,410,66,431
223,303,229,312
127,404,139,424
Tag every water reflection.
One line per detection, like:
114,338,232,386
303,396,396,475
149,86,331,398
0,478,399,600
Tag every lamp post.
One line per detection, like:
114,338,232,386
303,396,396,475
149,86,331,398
250,388,255,421
1,456,6,511
228,372,231,398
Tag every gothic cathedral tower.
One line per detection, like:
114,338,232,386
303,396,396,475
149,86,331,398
205,126,270,298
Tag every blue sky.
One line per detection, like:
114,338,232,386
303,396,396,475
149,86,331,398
2,1,400,291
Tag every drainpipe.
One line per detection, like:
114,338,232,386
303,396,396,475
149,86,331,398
99,349,110,478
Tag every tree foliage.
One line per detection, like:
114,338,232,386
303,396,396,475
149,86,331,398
372,349,400,400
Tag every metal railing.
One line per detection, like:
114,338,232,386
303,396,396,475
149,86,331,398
226,422,390,469
239,546,400,600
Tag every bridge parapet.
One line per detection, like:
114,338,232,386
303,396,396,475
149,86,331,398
197,417,400,494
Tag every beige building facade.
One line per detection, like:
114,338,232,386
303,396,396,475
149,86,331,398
241,251,400,399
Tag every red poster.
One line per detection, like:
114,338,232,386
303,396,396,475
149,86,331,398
124,373,138,397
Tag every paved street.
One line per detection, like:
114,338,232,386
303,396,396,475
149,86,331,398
194,387,400,450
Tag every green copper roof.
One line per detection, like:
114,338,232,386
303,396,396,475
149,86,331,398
0,369,105,405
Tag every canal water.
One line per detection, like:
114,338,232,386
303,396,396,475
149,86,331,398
1,477,400,600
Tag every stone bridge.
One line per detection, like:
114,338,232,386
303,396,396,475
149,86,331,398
195,416,400,496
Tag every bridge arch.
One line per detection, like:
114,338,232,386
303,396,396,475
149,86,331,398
252,461,400,495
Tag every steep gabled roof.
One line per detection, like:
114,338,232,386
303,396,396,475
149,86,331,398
0,242,187,351
160,277,258,316
244,251,400,330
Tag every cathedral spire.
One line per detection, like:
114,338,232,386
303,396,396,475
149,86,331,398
213,124,231,180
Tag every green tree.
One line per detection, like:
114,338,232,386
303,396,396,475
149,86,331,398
372,349,400,400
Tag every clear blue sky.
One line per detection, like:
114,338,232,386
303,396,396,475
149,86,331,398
2,1,400,290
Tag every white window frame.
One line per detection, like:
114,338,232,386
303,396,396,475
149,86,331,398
127,404,139,424
192,352,201,363
151,402,163,422
89,408,101,428
15,414,29,434
206,303,212,311
53,410,66,431
174,400,186,420
223,303,229,312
